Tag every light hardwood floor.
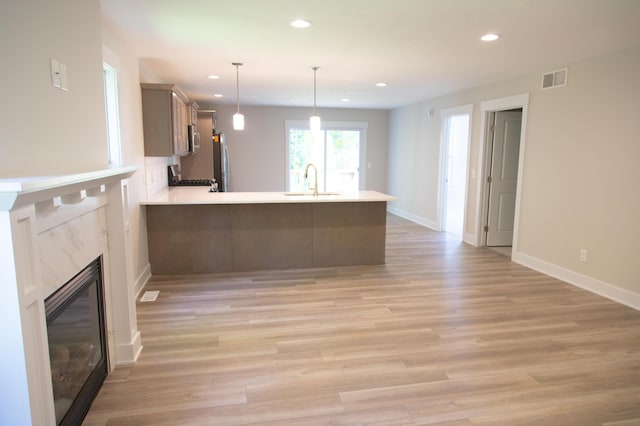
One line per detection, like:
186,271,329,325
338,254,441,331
84,214,640,425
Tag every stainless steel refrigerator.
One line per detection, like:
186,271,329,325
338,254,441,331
212,132,229,191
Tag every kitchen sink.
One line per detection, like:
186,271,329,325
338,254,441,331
284,192,340,196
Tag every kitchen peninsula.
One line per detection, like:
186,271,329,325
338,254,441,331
142,188,396,274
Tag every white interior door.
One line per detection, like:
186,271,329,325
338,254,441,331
486,109,522,246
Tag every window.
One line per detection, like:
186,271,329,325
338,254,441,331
285,121,367,192
103,62,121,165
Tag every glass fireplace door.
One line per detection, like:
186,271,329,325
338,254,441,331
45,257,107,426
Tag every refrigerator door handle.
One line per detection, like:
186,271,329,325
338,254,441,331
222,143,230,191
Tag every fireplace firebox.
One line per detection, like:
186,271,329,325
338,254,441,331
45,256,108,425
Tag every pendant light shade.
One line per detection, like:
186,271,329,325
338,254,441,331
233,112,244,131
310,66,321,131
309,115,321,131
232,62,244,131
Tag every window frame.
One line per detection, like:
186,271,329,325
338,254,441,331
102,51,122,165
284,120,368,192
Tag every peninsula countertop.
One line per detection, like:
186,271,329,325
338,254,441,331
142,187,396,205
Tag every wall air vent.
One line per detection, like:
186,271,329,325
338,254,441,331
541,68,568,90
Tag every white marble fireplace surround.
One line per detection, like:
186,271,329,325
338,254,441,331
0,166,142,425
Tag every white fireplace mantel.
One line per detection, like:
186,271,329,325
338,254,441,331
0,166,142,425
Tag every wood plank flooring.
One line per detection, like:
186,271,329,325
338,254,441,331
83,214,640,425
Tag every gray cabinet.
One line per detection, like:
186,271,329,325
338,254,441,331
187,101,199,125
141,83,190,156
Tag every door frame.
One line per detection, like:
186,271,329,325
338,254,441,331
438,104,473,235
485,109,522,246
473,93,529,255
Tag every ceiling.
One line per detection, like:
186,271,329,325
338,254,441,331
101,0,640,109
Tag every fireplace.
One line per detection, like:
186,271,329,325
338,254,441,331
45,257,107,425
0,167,142,424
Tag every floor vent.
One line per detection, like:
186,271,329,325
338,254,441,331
140,290,160,302
541,68,568,90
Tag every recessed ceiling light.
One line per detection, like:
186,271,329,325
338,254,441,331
214,94,223,98
207,74,220,79
291,19,311,28
481,33,500,42
376,82,387,87
341,98,350,103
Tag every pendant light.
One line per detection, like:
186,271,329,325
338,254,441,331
232,62,244,130
309,66,321,131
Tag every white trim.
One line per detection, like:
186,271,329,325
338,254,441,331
480,93,529,112
115,330,143,366
102,44,120,71
284,120,369,129
0,167,140,423
513,251,640,312
438,104,473,236
463,232,478,246
389,205,640,311
475,93,529,254
103,62,122,165
134,262,152,298
387,205,438,231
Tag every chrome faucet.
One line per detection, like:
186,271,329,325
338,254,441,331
304,163,318,196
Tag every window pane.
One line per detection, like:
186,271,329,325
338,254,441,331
287,124,362,193
326,130,359,192
103,63,121,165
288,129,325,192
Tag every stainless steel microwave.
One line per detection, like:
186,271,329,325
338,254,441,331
187,124,200,154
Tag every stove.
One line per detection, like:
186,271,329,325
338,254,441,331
168,165,211,186
171,178,211,186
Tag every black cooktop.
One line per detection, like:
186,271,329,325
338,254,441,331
170,179,211,186
168,165,211,186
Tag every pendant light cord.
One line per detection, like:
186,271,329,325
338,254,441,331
232,62,242,114
312,66,319,115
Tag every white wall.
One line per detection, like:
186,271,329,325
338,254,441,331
0,0,150,295
206,104,389,192
518,47,640,299
387,46,640,307
101,25,151,294
0,0,108,175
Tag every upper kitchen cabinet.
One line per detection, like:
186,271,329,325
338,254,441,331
187,101,199,125
141,83,190,156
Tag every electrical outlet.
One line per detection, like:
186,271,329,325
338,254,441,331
579,249,588,263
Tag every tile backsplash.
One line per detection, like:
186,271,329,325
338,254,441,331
144,156,176,197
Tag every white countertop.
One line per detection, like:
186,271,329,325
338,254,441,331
142,187,396,205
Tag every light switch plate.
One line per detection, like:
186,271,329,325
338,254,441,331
50,58,68,91
50,58,61,88
59,62,68,91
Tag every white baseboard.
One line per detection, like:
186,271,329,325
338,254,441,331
513,251,640,311
386,208,639,311
387,206,438,231
115,330,143,366
134,262,152,298
463,232,478,246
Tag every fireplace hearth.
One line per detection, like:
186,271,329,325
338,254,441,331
45,256,107,425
